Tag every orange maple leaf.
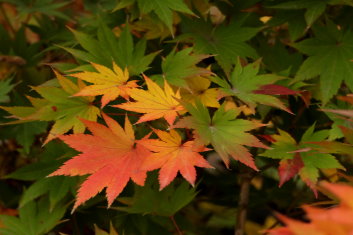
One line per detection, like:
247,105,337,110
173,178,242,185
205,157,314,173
139,129,213,190
114,75,184,125
49,114,151,210
72,62,138,107
268,182,353,235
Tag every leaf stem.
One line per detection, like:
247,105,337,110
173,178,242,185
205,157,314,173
170,215,183,235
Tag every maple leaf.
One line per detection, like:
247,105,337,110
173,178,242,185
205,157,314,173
294,21,353,104
181,75,220,108
261,124,344,191
156,48,212,87
129,14,171,40
179,17,259,72
61,23,158,76
211,59,294,113
72,62,138,107
139,129,213,190
268,182,353,235
0,78,15,103
114,0,195,33
49,114,151,210
114,75,184,125
0,71,100,144
175,101,267,170
278,154,304,187
270,0,328,27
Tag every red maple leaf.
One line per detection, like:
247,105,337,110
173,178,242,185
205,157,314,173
49,114,151,210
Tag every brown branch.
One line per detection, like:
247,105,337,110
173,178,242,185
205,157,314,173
235,168,255,235
170,216,183,235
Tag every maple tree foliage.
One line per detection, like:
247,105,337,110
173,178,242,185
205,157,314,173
0,70,101,144
1,0,353,234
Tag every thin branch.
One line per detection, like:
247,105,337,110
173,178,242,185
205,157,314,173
235,168,255,235
170,215,183,235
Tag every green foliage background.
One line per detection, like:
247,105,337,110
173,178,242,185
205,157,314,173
1,0,353,234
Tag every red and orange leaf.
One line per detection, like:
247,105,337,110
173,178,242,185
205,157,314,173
269,182,353,235
321,182,353,209
139,129,213,190
49,114,150,210
253,84,298,95
72,62,138,107
278,154,304,187
114,75,184,125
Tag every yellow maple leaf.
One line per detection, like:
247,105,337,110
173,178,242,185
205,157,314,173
72,62,138,107
114,75,184,125
181,76,220,108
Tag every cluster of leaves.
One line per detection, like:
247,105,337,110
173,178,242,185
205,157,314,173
1,0,353,234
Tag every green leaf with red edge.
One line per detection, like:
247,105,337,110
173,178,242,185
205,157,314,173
175,101,267,170
49,114,151,211
211,59,295,113
261,124,344,191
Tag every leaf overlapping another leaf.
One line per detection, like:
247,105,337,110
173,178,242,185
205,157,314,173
72,62,138,107
140,129,213,190
49,114,151,210
115,75,184,125
176,101,267,170
261,124,344,192
0,71,100,144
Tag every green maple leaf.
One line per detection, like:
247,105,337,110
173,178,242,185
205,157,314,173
176,101,266,170
0,198,66,235
153,47,211,87
60,22,158,76
269,0,329,26
179,17,259,73
114,0,194,33
294,21,353,104
0,78,15,103
114,174,196,216
211,59,294,113
1,71,100,144
261,124,344,189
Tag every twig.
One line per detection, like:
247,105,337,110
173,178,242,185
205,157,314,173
235,168,255,235
170,215,183,235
